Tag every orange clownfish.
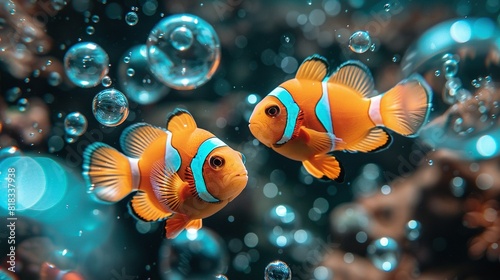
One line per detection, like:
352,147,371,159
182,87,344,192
249,55,432,182
83,109,248,238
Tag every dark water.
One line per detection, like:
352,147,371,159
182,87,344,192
1,0,500,279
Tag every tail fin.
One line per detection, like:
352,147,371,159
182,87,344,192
378,75,432,136
83,142,135,203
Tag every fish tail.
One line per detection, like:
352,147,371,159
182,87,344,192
375,74,432,136
83,142,137,203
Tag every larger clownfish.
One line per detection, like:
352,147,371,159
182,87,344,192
249,55,432,182
83,109,248,238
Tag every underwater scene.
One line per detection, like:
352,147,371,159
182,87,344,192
1,0,500,279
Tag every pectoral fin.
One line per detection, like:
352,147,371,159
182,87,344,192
299,127,336,153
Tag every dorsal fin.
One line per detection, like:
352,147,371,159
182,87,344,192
166,108,197,133
296,54,329,81
328,60,375,98
120,123,165,158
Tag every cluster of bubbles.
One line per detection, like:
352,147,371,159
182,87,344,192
265,204,300,248
438,53,472,105
57,13,221,127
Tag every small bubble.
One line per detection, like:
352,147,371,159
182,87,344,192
86,26,95,35
370,43,376,51
428,159,434,165
435,70,441,76
405,220,421,241
392,55,400,63
472,79,480,88
92,15,100,23
92,88,129,127
442,59,458,78
125,11,139,26
123,56,131,63
64,112,88,136
6,87,21,102
101,75,112,87
307,0,312,5
127,68,135,77
48,72,62,86
453,117,463,133
349,31,371,53
170,26,194,51
215,275,228,280
17,98,29,112
384,3,391,11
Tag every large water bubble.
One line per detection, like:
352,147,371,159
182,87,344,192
159,228,228,279
146,14,221,90
264,260,292,280
367,237,401,272
63,42,109,88
118,45,169,105
92,88,129,127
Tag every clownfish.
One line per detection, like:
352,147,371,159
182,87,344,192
83,109,248,238
249,55,432,182
40,262,85,280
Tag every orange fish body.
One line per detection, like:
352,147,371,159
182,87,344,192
83,109,248,238
249,55,432,181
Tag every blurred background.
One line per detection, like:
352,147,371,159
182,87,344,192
1,0,500,279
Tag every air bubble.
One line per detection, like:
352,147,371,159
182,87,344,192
101,75,112,87
349,31,371,53
92,88,129,127
367,237,400,272
146,14,221,90
64,112,88,137
125,11,139,26
264,260,292,280
64,42,109,88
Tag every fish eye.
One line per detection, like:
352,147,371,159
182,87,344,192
209,155,225,169
265,105,280,117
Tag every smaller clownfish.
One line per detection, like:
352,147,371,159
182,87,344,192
83,109,248,238
40,262,85,280
249,55,432,181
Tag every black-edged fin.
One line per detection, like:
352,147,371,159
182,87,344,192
329,60,375,98
302,154,344,182
128,191,171,222
295,54,329,81
345,128,391,153
120,123,166,158
166,108,197,133
82,142,133,203
150,160,188,212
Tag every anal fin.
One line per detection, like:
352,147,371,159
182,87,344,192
128,191,171,222
303,154,344,182
345,128,392,153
